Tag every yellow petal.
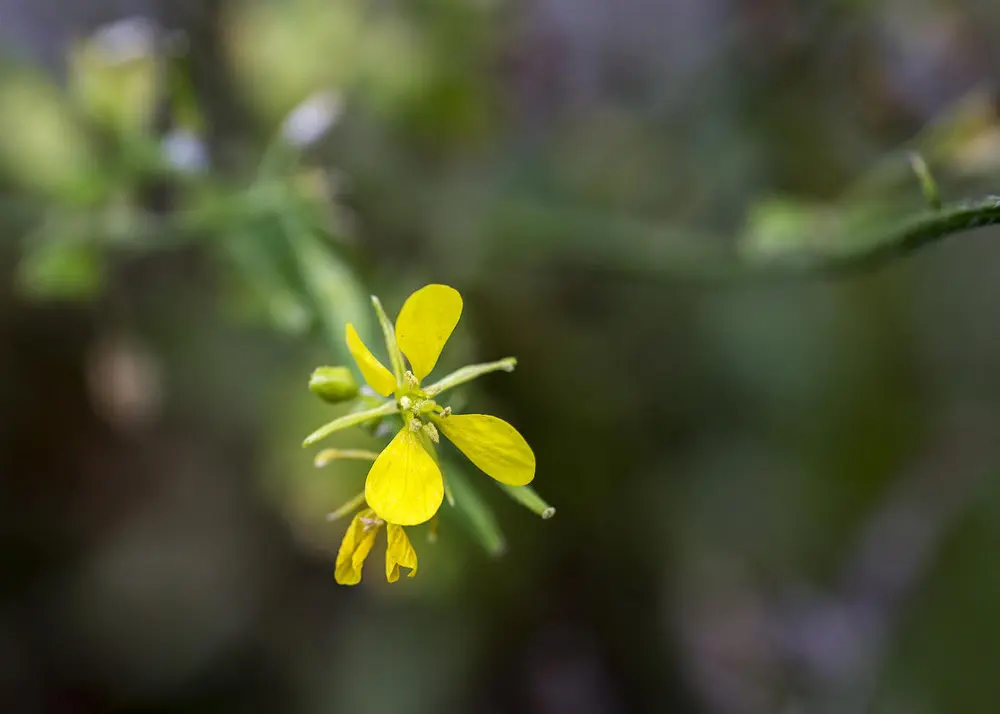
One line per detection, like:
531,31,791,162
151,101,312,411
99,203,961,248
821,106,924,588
365,428,444,526
395,284,462,381
334,508,381,585
437,414,535,486
385,523,418,582
345,323,396,397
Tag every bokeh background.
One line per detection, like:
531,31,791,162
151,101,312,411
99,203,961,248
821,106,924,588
3,1,1000,712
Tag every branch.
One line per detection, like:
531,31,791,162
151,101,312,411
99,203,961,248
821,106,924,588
488,194,1000,283
765,195,1000,278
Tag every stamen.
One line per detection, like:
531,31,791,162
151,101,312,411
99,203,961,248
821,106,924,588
360,515,384,531
423,422,439,443
399,396,412,411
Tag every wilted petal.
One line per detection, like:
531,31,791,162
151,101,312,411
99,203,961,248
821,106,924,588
334,508,381,585
282,90,342,147
385,523,418,582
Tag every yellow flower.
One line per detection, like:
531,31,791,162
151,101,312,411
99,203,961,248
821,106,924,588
304,284,536,528
334,507,418,585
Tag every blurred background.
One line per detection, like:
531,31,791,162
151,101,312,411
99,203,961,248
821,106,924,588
3,1,1000,712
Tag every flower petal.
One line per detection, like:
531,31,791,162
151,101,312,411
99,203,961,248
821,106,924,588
345,323,396,397
334,508,381,585
437,414,535,486
395,284,462,381
385,523,418,582
365,428,444,526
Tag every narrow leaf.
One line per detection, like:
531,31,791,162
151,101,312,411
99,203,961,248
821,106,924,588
446,463,506,557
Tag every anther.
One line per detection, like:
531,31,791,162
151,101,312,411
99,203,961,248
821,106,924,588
399,396,412,410
423,422,439,444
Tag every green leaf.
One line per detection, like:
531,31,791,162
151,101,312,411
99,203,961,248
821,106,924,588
739,197,836,260
222,227,312,334
284,217,369,363
445,462,506,557
17,239,102,300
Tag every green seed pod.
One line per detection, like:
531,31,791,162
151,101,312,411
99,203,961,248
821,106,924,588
308,366,359,403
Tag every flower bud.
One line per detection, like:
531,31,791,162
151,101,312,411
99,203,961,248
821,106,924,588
281,90,342,147
69,17,160,136
308,366,359,403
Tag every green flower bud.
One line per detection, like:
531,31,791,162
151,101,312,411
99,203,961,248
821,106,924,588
69,18,160,137
309,366,359,403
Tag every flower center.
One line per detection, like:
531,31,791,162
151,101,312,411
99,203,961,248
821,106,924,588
396,374,447,444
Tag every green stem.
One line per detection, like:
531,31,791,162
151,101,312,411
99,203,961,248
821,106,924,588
817,195,1000,274
489,195,1000,283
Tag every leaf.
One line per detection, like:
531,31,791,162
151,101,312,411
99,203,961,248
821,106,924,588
17,238,102,300
221,226,312,334
445,462,506,557
284,214,370,363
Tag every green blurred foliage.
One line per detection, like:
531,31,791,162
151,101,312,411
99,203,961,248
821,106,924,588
5,1,1000,713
